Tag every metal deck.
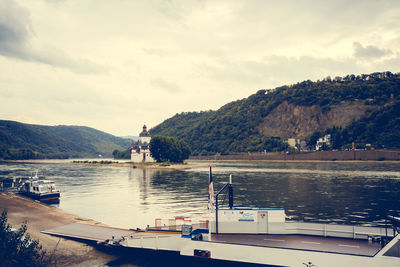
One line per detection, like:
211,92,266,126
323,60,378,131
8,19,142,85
209,234,382,256
42,223,136,242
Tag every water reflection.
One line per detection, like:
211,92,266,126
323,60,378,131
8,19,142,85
1,161,400,228
128,168,159,204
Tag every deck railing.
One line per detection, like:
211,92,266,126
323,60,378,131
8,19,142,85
285,221,395,239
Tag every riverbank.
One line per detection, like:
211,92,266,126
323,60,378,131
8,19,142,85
191,149,400,162
0,192,116,266
3,159,206,170
71,160,205,170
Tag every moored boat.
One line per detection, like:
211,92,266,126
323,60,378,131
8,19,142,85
18,171,60,202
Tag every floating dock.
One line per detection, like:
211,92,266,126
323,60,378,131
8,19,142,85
42,220,400,267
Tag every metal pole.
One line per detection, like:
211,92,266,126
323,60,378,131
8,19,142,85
216,195,219,234
208,166,213,241
228,174,233,209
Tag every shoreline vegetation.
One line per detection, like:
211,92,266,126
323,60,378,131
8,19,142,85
2,156,400,170
71,160,202,169
0,159,207,170
1,149,400,168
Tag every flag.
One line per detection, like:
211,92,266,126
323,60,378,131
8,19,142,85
208,166,215,210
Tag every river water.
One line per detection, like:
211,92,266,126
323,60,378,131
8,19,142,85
1,160,400,229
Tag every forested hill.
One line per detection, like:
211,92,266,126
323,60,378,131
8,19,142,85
150,71,400,155
0,120,131,159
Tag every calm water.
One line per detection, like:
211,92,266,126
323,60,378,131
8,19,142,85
1,160,400,228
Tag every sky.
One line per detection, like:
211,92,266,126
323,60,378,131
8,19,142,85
1,0,400,136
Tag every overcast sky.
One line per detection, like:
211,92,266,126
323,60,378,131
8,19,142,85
1,0,400,136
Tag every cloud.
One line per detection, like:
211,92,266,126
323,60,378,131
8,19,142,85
157,0,186,20
30,45,109,74
353,42,393,59
196,55,361,90
0,0,106,74
151,78,181,93
0,0,31,56
142,48,169,57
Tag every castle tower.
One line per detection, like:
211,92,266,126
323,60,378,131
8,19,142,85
139,125,151,144
131,124,155,163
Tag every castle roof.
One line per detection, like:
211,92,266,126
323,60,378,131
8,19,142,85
139,124,151,137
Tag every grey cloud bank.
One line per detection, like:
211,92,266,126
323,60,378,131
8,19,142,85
353,42,393,59
0,0,106,74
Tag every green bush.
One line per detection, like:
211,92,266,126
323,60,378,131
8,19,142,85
150,136,191,163
0,210,48,266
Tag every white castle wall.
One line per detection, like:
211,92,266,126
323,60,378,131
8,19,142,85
140,136,151,144
131,150,155,163
131,152,143,162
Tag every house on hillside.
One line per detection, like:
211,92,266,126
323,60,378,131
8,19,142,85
130,125,155,163
315,134,331,151
287,138,307,151
287,138,300,149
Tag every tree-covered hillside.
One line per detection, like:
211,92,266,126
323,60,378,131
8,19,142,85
0,120,131,159
150,72,400,155
324,97,400,150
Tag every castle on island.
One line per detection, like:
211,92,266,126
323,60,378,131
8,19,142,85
130,125,155,163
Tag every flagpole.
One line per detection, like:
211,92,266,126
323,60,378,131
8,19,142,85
208,166,213,241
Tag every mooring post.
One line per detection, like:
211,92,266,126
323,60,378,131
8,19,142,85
228,174,233,209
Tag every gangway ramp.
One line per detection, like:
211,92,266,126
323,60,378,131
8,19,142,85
42,223,136,242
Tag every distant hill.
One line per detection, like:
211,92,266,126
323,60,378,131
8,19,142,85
119,135,138,141
150,71,400,155
0,120,131,159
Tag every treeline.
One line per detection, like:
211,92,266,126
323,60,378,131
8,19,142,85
112,149,131,159
0,120,131,160
149,136,191,163
150,72,400,155
315,98,400,150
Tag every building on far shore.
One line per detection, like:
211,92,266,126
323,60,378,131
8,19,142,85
130,125,155,163
287,138,300,149
287,138,308,151
316,134,331,151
